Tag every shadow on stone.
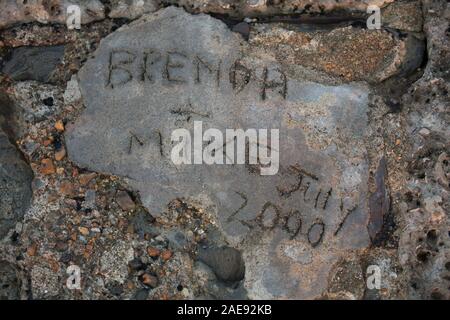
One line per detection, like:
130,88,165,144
198,246,245,284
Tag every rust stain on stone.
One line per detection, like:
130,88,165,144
368,157,391,244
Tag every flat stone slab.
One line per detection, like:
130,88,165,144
2,46,65,83
66,7,372,299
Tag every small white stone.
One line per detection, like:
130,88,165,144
181,288,190,297
15,222,23,233
63,76,82,104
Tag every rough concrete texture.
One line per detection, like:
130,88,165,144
382,0,424,32
161,0,396,18
0,0,448,300
109,0,159,19
250,24,424,83
0,0,105,30
395,0,450,300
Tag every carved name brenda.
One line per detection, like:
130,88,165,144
106,49,288,100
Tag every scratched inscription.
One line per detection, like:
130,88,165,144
66,7,372,298
106,48,288,102
119,123,362,250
